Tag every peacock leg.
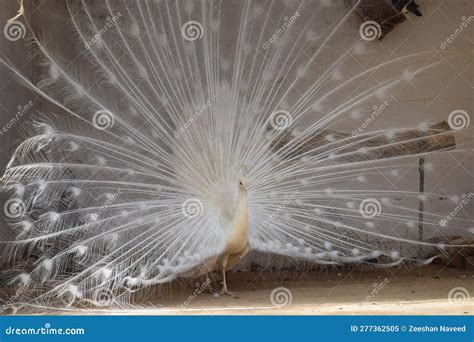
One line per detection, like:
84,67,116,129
219,254,236,296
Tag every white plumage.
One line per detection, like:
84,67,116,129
0,0,472,311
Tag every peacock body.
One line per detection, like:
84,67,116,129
0,0,472,311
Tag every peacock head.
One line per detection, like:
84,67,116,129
238,165,250,194
238,178,249,194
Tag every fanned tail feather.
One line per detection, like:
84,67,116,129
0,0,472,311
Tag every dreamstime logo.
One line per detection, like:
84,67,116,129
92,110,115,130
262,11,300,49
91,288,116,307
181,21,204,41
448,109,470,130
270,287,292,308
262,191,298,228
352,101,389,137
4,20,26,41
4,198,26,219
1,281,28,311
4,322,85,335
180,279,212,308
359,21,381,41
363,278,390,303
359,198,381,218
182,198,203,218
174,100,211,138
270,110,293,131
84,12,123,49
87,190,122,223
0,100,34,136
440,16,474,50
439,193,473,227
448,287,470,306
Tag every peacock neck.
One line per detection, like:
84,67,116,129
224,190,249,254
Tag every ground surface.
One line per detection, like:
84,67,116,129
148,265,474,315
27,264,471,315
